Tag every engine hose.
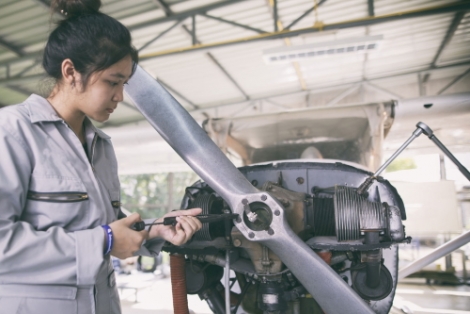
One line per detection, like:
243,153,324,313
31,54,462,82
316,250,332,265
170,253,189,314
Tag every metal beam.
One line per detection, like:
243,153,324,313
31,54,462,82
423,11,465,83
2,1,468,70
285,0,327,30
180,25,250,100
0,73,44,86
14,61,40,78
185,61,470,114
364,82,403,99
0,0,249,68
33,0,66,17
418,73,426,96
137,19,184,52
30,0,50,13
158,78,198,109
0,37,24,57
128,0,248,32
0,52,42,68
431,12,465,68
273,0,278,32
159,3,249,102
399,230,470,280
100,61,470,128
136,5,196,109
5,84,32,96
140,1,470,60
32,0,50,9
199,13,267,34
438,67,470,95
192,15,196,46
325,84,361,106
154,0,172,16
266,0,307,91
3,60,470,93
368,0,374,17
206,51,249,100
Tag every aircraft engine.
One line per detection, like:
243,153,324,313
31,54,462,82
163,161,409,314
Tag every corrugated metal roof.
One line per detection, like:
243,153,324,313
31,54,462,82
0,0,469,123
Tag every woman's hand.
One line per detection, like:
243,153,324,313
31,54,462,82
109,213,148,259
148,208,202,246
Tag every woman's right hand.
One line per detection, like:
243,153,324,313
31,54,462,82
108,213,147,259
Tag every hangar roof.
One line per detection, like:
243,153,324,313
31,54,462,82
0,0,469,173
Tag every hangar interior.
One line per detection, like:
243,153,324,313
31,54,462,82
0,0,470,313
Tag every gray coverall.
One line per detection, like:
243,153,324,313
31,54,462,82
0,94,164,314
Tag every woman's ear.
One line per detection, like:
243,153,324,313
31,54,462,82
61,58,78,88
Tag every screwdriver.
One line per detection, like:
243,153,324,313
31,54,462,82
131,213,239,231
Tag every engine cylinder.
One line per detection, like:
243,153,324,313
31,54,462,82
188,194,224,240
334,186,386,241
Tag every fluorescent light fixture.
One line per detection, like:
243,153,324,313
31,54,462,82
263,35,383,64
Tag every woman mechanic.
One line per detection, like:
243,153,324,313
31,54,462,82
0,0,202,313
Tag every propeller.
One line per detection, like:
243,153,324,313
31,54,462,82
124,65,374,314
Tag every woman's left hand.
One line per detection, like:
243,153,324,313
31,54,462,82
148,208,202,246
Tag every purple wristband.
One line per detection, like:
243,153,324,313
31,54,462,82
101,225,113,255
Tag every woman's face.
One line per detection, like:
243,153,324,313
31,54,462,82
75,55,133,123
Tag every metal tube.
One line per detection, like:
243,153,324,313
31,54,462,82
374,128,423,176
357,126,423,194
462,250,468,282
398,230,470,280
273,0,278,32
429,135,470,181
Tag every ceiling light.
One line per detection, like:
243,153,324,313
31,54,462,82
263,35,383,64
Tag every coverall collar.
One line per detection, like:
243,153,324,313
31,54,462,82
25,94,111,140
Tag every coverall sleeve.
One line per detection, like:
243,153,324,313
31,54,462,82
0,126,104,286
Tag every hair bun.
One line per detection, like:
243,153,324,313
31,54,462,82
52,0,101,17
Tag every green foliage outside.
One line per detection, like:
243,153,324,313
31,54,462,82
386,158,417,173
119,172,200,219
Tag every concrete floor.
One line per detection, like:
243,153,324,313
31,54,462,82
393,279,470,314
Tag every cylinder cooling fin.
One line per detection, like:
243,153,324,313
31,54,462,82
311,197,336,236
334,186,386,242
188,194,225,241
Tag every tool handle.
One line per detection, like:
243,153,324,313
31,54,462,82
131,221,146,231
163,217,178,226
197,214,239,223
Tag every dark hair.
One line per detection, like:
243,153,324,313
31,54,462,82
43,0,138,88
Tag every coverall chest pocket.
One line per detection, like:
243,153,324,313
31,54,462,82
24,175,89,231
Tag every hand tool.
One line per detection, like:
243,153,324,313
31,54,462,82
131,213,239,231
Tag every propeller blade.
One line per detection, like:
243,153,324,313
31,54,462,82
124,66,258,203
125,65,373,314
